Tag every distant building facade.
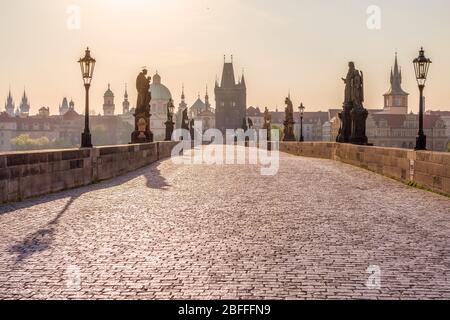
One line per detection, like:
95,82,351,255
0,89,133,151
189,87,215,132
367,113,447,151
215,57,246,132
103,84,115,116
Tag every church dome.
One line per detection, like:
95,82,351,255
150,73,172,101
104,84,114,98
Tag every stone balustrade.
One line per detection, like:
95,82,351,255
0,141,178,203
280,142,450,196
1,141,448,203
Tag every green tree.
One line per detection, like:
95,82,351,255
118,121,134,145
11,134,51,151
271,124,283,140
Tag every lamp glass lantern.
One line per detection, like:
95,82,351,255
299,103,305,116
78,48,96,86
413,47,432,87
168,101,175,116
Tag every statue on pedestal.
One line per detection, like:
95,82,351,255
131,68,153,143
283,96,296,141
181,108,189,130
189,119,195,141
337,62,368,145
165,99,175,141
263,107,272,141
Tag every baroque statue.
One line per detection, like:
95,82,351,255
263,107,272,141
337,62,369,145
283,96,296,142
131,68,153,143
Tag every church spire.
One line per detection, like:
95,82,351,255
5,88,15,116
386,52,408,96
393,52,399,77
383,52,409,114
205,84,210,110
122,83,130,115
179,84,187,111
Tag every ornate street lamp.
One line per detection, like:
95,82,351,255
298,103,305,142
165,99,176,141
413,47,432,150
78,47,96,148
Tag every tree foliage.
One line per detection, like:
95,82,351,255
11,134,51,151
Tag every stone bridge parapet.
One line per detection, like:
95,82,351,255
0,141,178,203
280,142,450,196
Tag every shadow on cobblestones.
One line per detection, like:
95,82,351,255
9,196,78,264
0,161,170,215
3,161,170,264
145,165,170,190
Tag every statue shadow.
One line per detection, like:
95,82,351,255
9,196,78,264
143,162,171,190
3,160,171,264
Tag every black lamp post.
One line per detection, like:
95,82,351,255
78,47,96,148
165,99,176,141
413,47,432,151
298,103,305,142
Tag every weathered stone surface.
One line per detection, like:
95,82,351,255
281,142,450,196
0,146,449,300
0,142,177,204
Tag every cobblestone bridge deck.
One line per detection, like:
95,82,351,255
0,146,449,299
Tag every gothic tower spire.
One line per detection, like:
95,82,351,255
122,83,130,114
383,52,409,114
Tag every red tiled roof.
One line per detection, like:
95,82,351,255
0,112,15,121
371,114,443,129
62,109,81,120
426,110,450,117
271,111,329,124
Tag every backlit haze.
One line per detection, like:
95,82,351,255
1,0,450,115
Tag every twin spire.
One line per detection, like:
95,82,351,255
386,52,408,96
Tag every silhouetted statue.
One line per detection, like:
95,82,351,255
337,62,368,145
242,117,248,131
181,108,189,131
283,96,296,141
131,68,153,143
165,99,175,141
263,107,272,141
189,119,195,140
248,117,254,129
136,69,151,113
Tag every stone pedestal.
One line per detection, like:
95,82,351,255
283,121,296,142
165,120,174,141
350,106,368,145
131,111,153,144
336,104,352,143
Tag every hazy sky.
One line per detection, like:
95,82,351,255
1,0,450,115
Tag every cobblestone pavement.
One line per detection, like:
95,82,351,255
1,146,449,300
